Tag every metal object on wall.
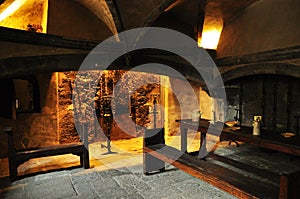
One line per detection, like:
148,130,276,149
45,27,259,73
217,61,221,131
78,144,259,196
100,95,116,154
148,93,161,129
101,95,114,153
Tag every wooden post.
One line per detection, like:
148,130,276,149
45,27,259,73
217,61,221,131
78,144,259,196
5,127,17,181
279,171,300,199
279,174,289,199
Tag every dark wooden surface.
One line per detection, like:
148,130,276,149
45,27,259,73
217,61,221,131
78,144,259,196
177,119,300,156
144,120,300,199
15,142,85,162
205,153,281,182
141,120,300,198
144,143,300,198
144,144,279,199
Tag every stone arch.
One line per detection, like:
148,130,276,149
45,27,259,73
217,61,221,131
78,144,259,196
221,63,300,83
74,0,118,38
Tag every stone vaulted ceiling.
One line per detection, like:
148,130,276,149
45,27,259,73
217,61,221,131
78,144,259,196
1,0,299,83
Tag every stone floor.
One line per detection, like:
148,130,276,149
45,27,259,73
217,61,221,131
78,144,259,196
0,164,237,199
1,133,300,199
0,134,237,199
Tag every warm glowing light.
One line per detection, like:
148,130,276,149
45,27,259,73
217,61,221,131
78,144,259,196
0,0,48,33
198,16,223,50
42,0,48,33
199,29,222,50
0,0,26,23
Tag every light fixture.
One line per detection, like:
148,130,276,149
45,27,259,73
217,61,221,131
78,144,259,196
198,17,223,50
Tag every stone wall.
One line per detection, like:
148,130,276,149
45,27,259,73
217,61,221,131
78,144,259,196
0,70,208,157
58,70,161,143
57,72,80,143
163,77,204,136
217,0,300,57
0,0,47,32
225,75,300,133
47,0,112,41
0,73,58,157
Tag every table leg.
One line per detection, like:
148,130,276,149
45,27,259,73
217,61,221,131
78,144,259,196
297,117,299,136
199,131,207,159
181,126,187,153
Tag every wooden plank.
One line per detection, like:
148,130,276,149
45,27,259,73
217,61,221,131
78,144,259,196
16,142,83,153
145,144,278,199
15,145,84,165
206,153,281,182
0,54,85,79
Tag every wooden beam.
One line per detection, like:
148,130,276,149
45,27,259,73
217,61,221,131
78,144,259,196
216,45,300,67
0,54,86,79
0,27,99,50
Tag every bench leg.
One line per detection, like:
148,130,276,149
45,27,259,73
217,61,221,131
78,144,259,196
143,152,165,175
279,174,288,199
8,157,17,181
6,128,18,181
82,147,90,169
229,139,239,147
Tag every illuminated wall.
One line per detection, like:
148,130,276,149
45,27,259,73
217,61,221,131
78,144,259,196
0,0,48,32
218,0,300,57
198,16,223,50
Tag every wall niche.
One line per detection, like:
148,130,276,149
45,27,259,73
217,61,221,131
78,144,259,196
14,77,41,113
225,75,300,134
0,77,41,119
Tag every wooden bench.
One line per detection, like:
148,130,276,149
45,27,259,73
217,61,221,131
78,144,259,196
4,125,90,182
144,143,300,199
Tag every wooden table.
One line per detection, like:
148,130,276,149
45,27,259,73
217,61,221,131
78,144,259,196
177,119,300,157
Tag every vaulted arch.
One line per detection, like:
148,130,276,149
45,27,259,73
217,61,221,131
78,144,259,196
221,63,300,83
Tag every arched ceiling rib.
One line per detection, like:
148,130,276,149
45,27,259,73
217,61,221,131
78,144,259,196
142,0,178,27
75,0,119,39
105,0,123,31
